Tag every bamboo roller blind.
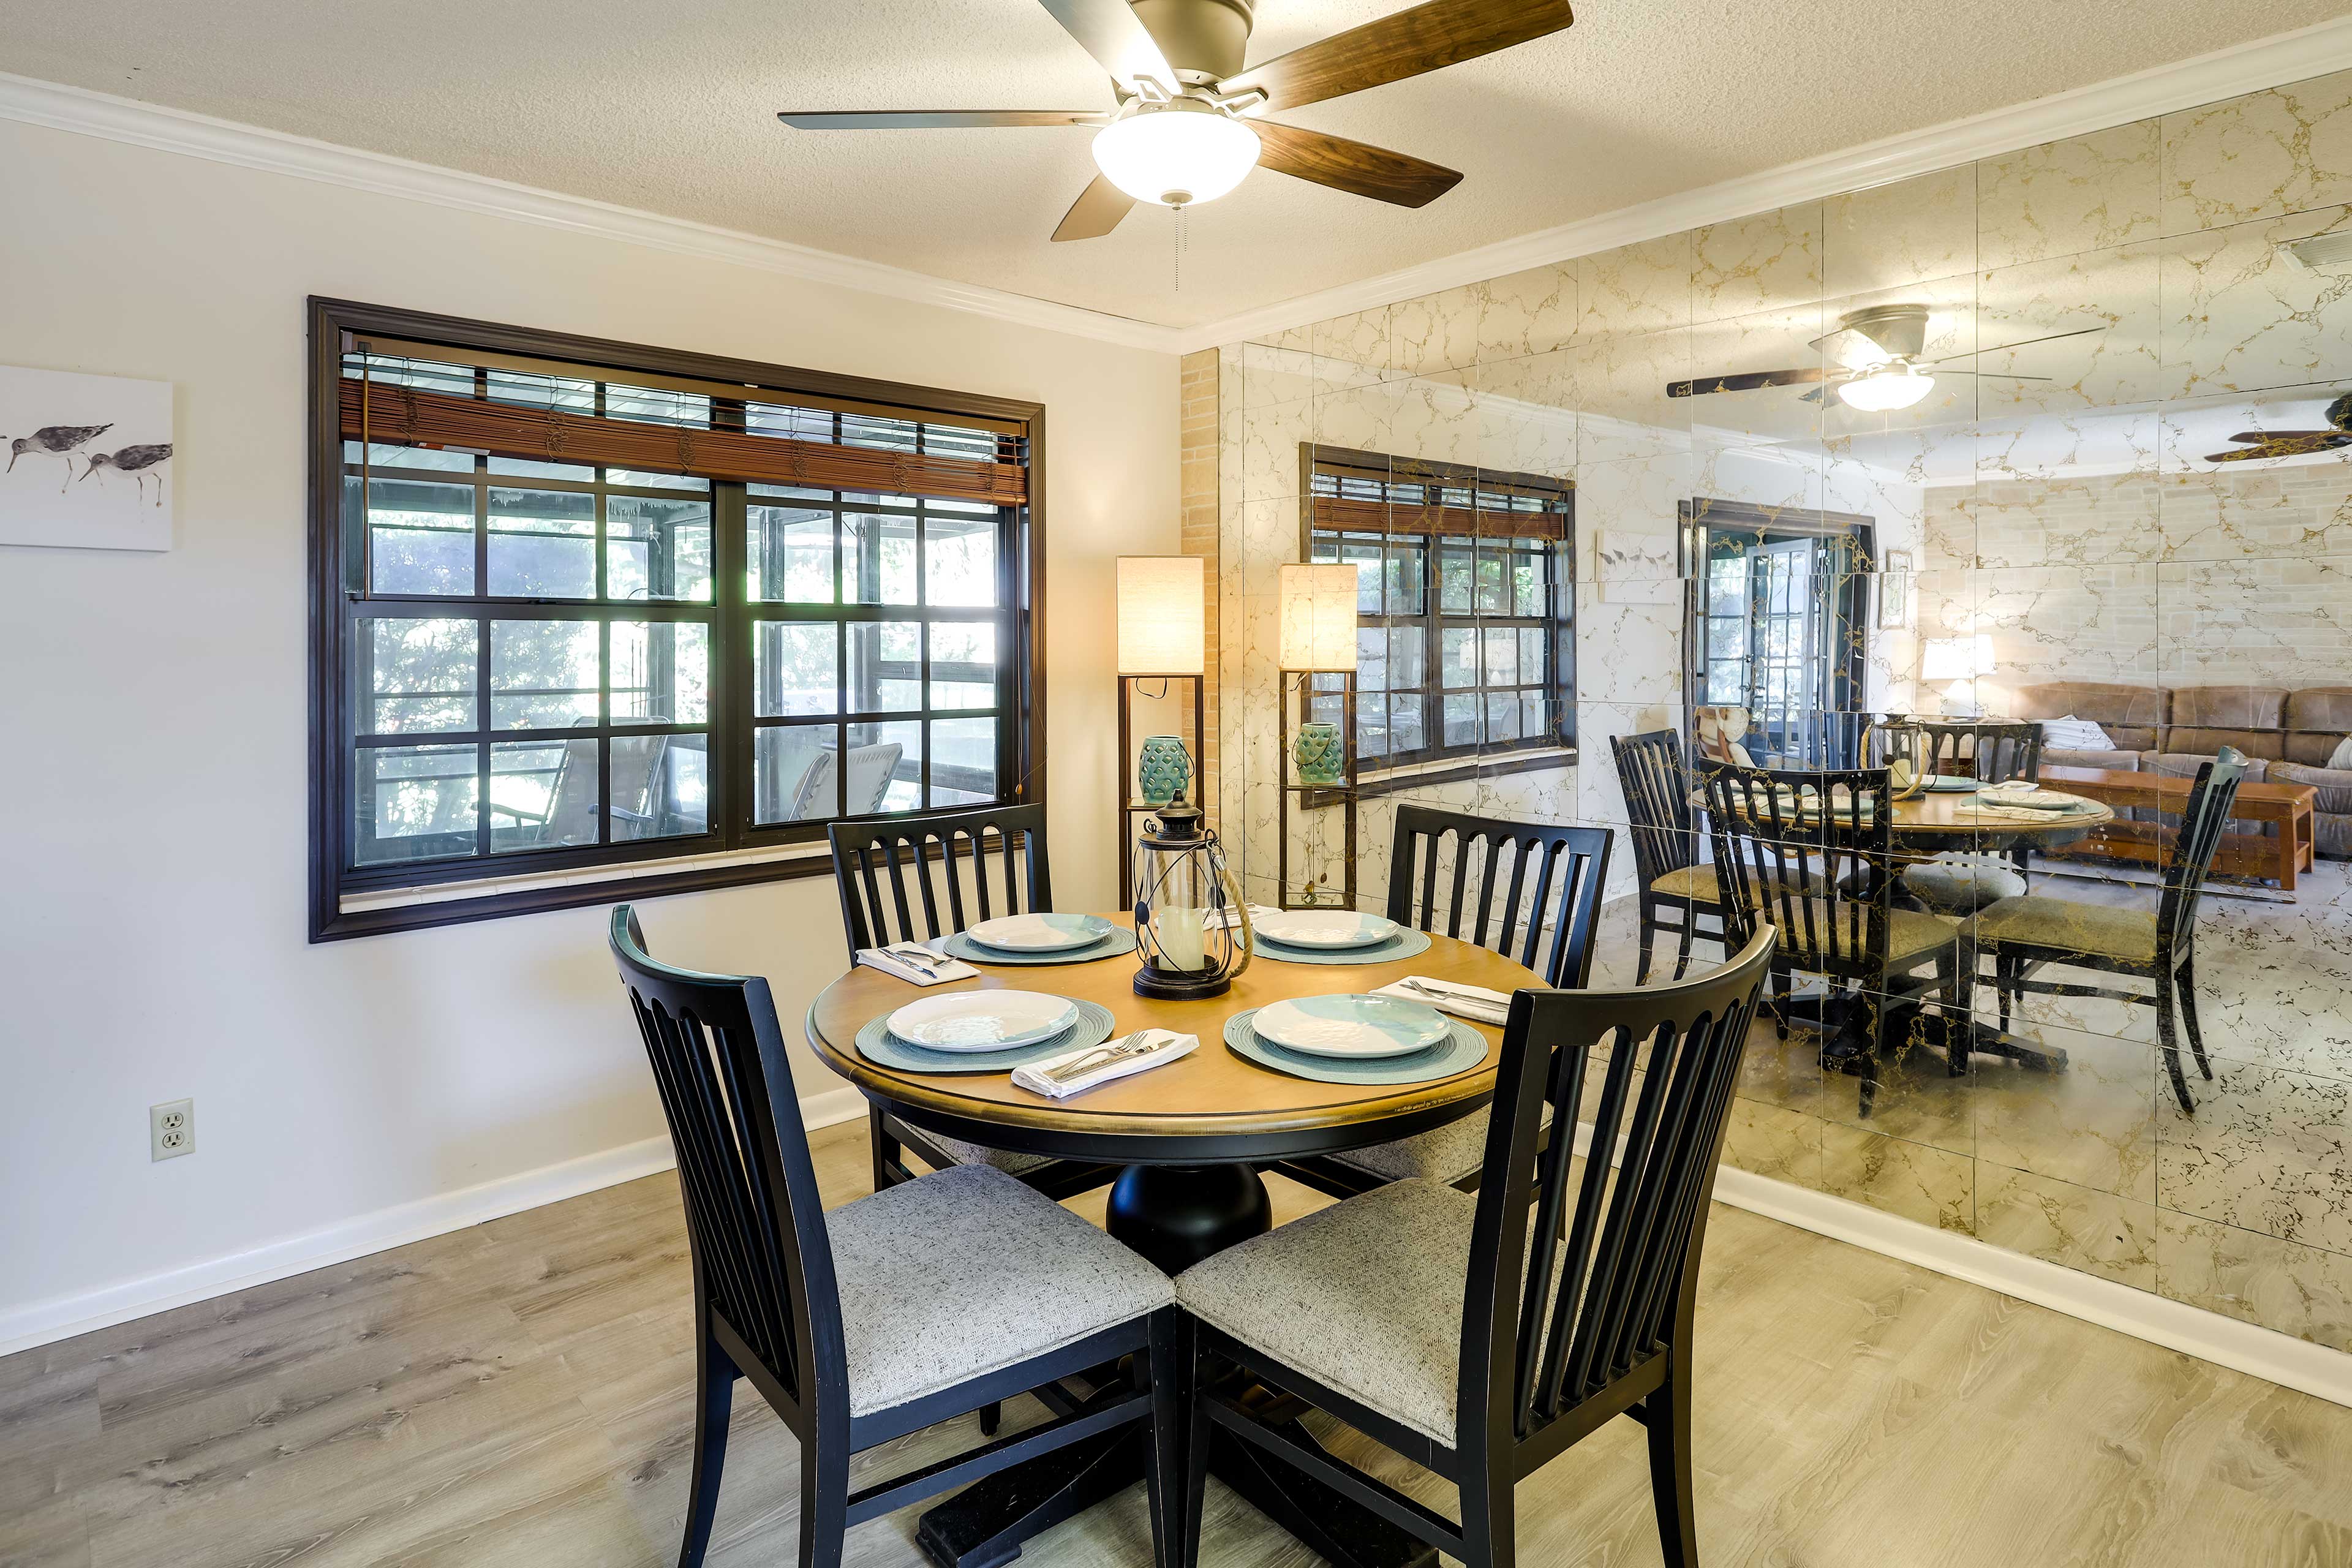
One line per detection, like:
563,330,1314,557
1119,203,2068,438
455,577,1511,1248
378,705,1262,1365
340,378,1028,506
1308,494,1567,542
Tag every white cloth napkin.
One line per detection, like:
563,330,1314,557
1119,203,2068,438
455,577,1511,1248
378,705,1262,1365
1369,977,1510,1026
856,944,978,986
1011,1028,1197,1099
1204,903,1280,931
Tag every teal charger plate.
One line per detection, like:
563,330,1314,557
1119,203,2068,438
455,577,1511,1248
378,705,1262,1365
1222,1006,1488,1085
1250,927,1433,965
857,999,1117,1075
942,927,1141,966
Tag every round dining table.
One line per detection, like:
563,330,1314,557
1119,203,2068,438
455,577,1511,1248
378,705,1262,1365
805,914,1533,1568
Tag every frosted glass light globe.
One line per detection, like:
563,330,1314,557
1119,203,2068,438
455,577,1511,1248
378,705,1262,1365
1092,100,1261,207
1836,367,1935,412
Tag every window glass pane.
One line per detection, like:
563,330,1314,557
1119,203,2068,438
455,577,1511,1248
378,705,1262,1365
1441,627,1477,688
1474,552,1508,614
491,620,598,729
489,455,595,483
931,717,997,806
1486,692,1521,742
929,622,997,709
607,496,713,603
1519,627,1545,681
356,744,477,864
369,478,474,595
1706,620,1743,659
924,514,999,608
1707,557,1747,616
1439,545,1473,613
1355,693,1387,758
1513,548,1547,616
1707,662,1744,703
1521,692,1548,741
1389,545,1427,614
606,469,710,493
612,621,708,725
603,385,710,428
347,440,473,473
756,623,839,716
1483,627,1518,687
850,721,922,813
359,617,477,735
847,621,921,712
1392,627,1426,690
612,732,707,840
1308,693,1346,732
841,512,918,605
757,725,837,823
489,738,591,851
485,369,594,412
748,498,835,603
488,488,595,598
1357,628,1387,692
1389,694,1427,753
1443,693,1480,747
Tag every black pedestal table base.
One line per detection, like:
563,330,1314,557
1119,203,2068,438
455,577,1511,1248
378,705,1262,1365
914,1161,1437,1568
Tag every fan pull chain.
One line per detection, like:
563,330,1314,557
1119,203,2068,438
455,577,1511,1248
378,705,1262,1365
1174,203,1186,293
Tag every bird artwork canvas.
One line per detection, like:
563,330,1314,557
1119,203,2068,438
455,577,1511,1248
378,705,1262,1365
0,364,174,551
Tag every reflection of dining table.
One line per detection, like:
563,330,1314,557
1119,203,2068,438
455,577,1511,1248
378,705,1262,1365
806,914,1532,1568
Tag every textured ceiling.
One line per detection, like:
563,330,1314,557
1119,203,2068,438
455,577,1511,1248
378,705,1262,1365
6,0,2348,330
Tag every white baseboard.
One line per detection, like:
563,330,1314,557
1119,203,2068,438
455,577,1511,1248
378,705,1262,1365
0,1088,860,1360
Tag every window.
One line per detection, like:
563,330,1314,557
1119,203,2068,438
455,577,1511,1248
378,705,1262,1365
1302,446,1573,772
311,300,1042,940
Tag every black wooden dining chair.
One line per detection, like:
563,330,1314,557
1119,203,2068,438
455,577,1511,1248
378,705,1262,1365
1611,729,1725,983
1700,762,1965,1116
609,906,1188,1568
1170,926,1779,1568
828,804,1117,1202
1975,748,2247,1115
1872,718,2045,911
1275,805,1613,1199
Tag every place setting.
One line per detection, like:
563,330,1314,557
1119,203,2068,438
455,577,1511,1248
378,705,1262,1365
854,987,1123,1074
1237,907,1434,965
1222,992,1488,1085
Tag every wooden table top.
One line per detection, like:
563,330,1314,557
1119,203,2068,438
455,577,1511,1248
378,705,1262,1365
803,916,1540,1162
1689,784,2116,842
2040,764,2316,809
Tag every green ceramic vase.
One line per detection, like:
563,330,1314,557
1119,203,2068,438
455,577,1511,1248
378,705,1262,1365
1292,722,1345,786
1137,734,1191,806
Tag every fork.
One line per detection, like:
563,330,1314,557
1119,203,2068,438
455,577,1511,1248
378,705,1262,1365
884,943,946,975
1045,1031,1155,1084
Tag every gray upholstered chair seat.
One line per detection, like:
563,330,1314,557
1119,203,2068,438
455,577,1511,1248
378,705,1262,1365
1972,894,2157,963
1899,854,2027,914
1178,1179,1483,1447
829,1164,1174,1415
1767,899,1960,970
930,1133,1054,1176
1647,864,1719,904
1333,1104,1553,1186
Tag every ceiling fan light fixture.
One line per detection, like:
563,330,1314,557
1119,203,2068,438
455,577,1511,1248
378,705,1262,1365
1091,97,1260,208
1836,366,1936,412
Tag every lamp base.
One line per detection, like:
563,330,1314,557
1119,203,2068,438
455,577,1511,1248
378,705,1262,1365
1134,967,1233,1001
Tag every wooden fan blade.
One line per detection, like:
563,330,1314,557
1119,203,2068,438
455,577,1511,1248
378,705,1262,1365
1252,121,1461,208
1222,0,1574,114
2207,434,2351,462
1037,0,1176,91
1667,367,1828,398
1053,174,1137,241
778,110,1108,129
2225,429,2340,442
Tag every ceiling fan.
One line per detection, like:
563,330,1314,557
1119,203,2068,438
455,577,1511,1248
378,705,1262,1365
778,0,1575,241
2204,393,2352,463
1667,304,2107,413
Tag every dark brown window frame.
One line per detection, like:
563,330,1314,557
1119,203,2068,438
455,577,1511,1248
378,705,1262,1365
307,298,1048,941
1300,443,1577,790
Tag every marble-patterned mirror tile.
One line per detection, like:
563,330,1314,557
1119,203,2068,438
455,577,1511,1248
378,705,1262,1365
1972,1021,2158,1202
1825,165,1978,297
2154,1207,2352,1349
1977,1164,2160,1289
1387,282,1485,379
2156,203,2352,401
1310,305,1396,380
2153,387,2352,562
2158,1055,2352,1257
1479,261,1580,362
2157,554,2352,691
1683,300,1830,451
1721,1096,1825,1188
1817,271,1980,442
1572,231,1693,339
1976,241,2163,416
2160,66,2352,236
1978,119,2163,270
1822,1123,1976,1234
1559,328,1694,465
1692,202,1826,323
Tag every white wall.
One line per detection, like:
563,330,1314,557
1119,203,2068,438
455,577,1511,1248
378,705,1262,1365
0,118,1178,1343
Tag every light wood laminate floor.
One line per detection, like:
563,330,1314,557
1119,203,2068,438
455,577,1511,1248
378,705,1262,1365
6,1119,2350,1568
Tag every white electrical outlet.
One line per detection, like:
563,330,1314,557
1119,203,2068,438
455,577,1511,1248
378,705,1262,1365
151,1099,194,1161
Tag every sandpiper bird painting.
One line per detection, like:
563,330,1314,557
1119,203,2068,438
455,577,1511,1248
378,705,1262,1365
81,443,174,507
8,423,112,492
1,364,175,552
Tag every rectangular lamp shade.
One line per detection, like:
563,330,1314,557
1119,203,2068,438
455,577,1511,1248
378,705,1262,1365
1278,562,1359,672
1116,556,1205,675
1920,635,1996,682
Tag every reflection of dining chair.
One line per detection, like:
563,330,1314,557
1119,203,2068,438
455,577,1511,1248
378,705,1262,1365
1977,748,2246,1115
827,803,1118,1199
1612,729,1724,982
1278,805,1612,1199
608,907,1183,1568
487,718,671,844
1172,927,1779,1568
1701,761,1964,1117
790,740,903,821
1868,718,2044,913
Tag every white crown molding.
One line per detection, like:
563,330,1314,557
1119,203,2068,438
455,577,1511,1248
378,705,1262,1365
1177,13,2352,353
0,71,1188,356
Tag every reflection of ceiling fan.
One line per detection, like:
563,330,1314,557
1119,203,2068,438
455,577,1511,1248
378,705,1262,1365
2204,393,2352,463
1667,303,2106,412
778,0,1575,241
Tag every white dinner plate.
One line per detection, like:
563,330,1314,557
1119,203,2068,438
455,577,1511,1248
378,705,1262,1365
963,913,1116,952
886,990,1079,1052
1250,995,1450,1059
1251,910,1401,950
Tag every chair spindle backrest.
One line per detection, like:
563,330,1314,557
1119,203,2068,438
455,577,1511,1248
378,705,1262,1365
2157,747,2248,950
1700,763,1894,979
828,803,1052,952
1460,927,1777,1452
1878,719,2041,785
1610,730,1699,886
1385,805,1613,989
608,907,840,1419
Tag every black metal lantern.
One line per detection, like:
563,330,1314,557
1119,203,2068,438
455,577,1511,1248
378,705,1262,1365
1131,790,1251,1000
